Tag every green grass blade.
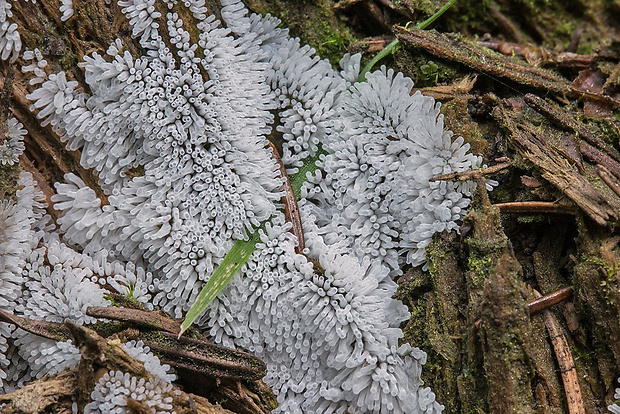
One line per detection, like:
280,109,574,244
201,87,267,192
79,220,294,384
179,231,260,336
415,0,458,30
357,0,458,82
179,150,324,336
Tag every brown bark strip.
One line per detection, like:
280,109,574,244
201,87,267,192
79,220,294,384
86,306,182,335
141,330,267,382
65,322,266,413
528,287,574,315
581,142,620,180
268,141,305,254
493,101,619,226
478,40,594,68
0,309,70,342
475,287,575,328
480,252,535,413
394,27,620,107
494,201,577,215
534,291,585,414
597,164,620,198
0,371,77,414
523,94,620,166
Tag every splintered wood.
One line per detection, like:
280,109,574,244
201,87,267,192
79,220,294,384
493,99,620,226
394,26,620,108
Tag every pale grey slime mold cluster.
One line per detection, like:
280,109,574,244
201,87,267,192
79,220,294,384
0,0,495,411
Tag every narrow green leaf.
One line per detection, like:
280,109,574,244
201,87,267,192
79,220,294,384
179,231,260,336
357,0,458,82
180,150,325,336
415,0,458,30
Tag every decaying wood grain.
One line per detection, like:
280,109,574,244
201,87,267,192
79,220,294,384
0,371,77,414
534,290,585,414
0,324,241,414
394,26,620,108
493,98,620,226
67,321,273,414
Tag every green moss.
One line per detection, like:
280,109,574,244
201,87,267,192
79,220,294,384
394,48,460,86
583,255,620,306
467,254,492,287
0,163,21,202
307,18,351,65
89,320,126,338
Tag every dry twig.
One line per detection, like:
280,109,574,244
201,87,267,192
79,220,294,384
268,141,305,254
534,290,585,414
494,201,577,215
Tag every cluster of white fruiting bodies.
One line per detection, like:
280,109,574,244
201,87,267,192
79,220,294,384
0,0,491,412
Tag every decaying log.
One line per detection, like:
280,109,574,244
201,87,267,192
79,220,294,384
0,321,275,414
493,98,620,226
394,26,620,108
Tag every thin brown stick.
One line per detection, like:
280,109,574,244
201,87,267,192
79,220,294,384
597,164,620,198
430,162,510,182
534,290,585,414
528,287,573,315
494,201,577,214
142,331,266,381
267,141,305,254
0,309,71,342
86,306,181,335
474,286,574,328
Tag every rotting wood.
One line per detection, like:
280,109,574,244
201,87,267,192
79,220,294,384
475,286,575,328
479,232,535,413
415,74,477,100
86,306,182,335
0,308,71,341
66,321,273,414
598,164,620,197
0,328,240,414
0,371,77,414
494,201,577,215
493,99,620,226
138,330,267,382
394,27,620,108
580,141,620,180
533,290,585,414
477,40,594,68
523,94,620,168
0,307,274,413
